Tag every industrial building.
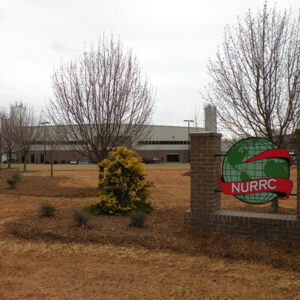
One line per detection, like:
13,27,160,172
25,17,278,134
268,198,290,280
8,105,217,164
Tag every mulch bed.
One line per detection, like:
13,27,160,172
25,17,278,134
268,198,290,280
5,207,300,272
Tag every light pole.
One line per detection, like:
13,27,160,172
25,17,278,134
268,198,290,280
40,121,50,164
184,119,194,162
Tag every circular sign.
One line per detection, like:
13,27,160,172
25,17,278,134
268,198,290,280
219,137,293,204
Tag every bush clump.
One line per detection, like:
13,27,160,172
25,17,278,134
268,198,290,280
73,210,91,227
129,210,147,228
39,202,56,217
6,176,17,189
86,146,153,216
11,170,21,181
6,170,21,189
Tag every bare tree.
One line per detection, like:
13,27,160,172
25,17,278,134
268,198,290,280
1,108,18,168
14,103,41,171
48,35,155,164
206,2,299,145
0,109,5,165
206,2,299,212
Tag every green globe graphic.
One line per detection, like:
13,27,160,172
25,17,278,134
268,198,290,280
223,137,289,204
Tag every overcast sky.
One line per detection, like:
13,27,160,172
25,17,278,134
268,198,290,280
0,0,298,127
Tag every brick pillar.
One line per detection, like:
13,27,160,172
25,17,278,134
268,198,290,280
296,129,300,219
184,132,222,229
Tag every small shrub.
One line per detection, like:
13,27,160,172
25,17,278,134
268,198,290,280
85,204,99,215
39,202,56,217
129,210,147,228
87,146,153,216
73,210,91,227
6,170,21,188
11,170,21,181
6,177,17,189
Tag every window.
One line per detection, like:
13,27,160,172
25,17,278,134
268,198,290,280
138,140,190,145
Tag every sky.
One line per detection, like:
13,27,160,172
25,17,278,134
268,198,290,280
0,0,299,127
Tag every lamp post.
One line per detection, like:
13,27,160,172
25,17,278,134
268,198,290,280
40,121,50,164
184,119,194,162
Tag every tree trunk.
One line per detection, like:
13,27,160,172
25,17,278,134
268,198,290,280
23,153,27,172
271,199,279,213
7,153,11,169
98,150,107,183
50,150,53,178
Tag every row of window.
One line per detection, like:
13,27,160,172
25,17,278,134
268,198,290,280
32,140,85,145
32,140,190,146
138,140,190,145
22,153,74,164
67,141,85,145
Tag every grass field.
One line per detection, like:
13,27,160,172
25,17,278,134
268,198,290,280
1,162,191,171
0,165,299,299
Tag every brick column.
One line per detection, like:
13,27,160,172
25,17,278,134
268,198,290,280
296,129,300,219
184,132,222,229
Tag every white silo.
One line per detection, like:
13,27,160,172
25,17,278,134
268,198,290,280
204,104,217,132
10,104,26,122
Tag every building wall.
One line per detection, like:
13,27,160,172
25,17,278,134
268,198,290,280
17,150,86,164
15,125,201,164
137,149,189,163
18,148,191,164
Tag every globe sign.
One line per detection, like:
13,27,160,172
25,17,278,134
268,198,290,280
219,137,293,204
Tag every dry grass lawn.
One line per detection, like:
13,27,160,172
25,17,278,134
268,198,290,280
0,165,299,299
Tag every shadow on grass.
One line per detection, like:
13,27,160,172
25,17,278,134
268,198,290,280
0,172,98,198
4,207,300,273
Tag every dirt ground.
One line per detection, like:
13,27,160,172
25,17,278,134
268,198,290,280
0,166,299,299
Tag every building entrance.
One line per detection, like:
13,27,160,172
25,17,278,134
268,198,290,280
166,153,179,162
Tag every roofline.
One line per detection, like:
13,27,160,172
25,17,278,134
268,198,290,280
34,123,205,129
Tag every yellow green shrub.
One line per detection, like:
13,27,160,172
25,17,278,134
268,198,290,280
86,146,153,216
